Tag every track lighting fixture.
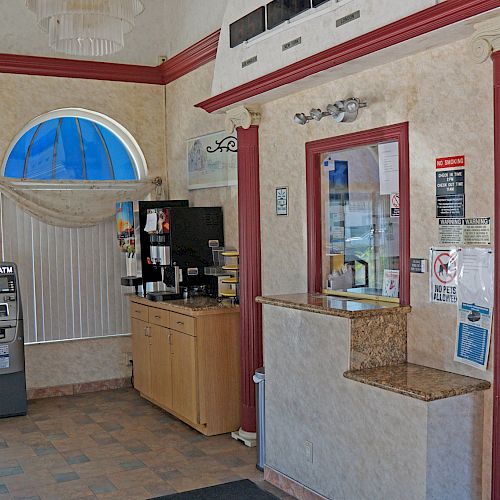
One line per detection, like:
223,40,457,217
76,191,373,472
293,98,367,125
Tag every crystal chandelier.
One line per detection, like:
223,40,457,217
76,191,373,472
26,0,144,57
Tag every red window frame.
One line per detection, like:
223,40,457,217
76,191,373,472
305,122,410,306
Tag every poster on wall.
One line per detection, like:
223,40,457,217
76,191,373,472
187,131,238,190
438,218,491,246
454,248,494,370
429,248,458,304
378,142,399,195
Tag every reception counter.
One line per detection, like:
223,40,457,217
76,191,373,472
257,294,490,500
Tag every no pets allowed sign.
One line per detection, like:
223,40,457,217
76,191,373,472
430,248,458,304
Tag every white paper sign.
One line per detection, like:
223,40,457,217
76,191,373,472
382,269,399,297
454,248,493,370
378,142,399,195
429,248,458,304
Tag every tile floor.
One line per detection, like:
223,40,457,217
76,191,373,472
0,389,293,500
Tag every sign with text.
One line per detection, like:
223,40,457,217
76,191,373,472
410,258,427,274
436,194,465,218
430,248,458,304
390,192,400,217
436,155,465,169
438,218,491,245
435,169,464,196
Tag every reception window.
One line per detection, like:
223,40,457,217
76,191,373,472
320,142,400,301
307,123,409,305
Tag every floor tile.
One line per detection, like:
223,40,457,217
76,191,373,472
0,389,286,500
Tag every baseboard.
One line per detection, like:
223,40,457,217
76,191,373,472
264,466,328,500
27,377,132,400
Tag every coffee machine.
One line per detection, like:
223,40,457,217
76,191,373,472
139,202,224,301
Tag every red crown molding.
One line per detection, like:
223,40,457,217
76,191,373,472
196,0,500,113
0,53,164,84
0,29,221,85
306,122,410,306
161,30,220,85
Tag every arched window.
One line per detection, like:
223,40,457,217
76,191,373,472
0,108,156,227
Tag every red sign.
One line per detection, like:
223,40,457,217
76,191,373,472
436,156,465,169
433,252,458,284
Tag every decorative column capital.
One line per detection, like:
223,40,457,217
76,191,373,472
471,16,500,63
224,106,261,134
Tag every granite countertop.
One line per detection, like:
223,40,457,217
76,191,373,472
344,363,491,401
256,293,411,319
129,295,239,315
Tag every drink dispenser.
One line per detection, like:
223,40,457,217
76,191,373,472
0,262,27,417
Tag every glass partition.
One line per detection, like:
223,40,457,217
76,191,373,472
321,141,400,301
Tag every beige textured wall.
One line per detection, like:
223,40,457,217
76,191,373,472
258,38,494,497
0,73,166,388
165,62,239,248
25,336,132,389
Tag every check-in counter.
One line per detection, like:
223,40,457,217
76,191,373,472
256,293,490,500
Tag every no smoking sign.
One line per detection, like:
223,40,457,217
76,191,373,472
430,248,458,303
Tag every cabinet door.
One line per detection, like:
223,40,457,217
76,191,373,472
171,331,198,423
150,324,173,409
131,317,151,396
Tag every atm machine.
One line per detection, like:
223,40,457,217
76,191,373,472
0,263,27,417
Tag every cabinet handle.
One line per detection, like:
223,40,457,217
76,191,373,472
154,315,161,319
168,333,172,345
147,327,151,337
143,327,147,337
176,321,184,325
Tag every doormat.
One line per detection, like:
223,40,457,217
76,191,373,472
150,479,279,500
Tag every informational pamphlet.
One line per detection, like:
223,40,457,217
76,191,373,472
378,142,399,195
454,248,493,370
382,269,399,298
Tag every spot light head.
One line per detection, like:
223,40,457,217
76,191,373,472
293,113,309,125
310,108,323,121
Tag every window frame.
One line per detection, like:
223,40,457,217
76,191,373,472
306,122,410,306
1,107,148,181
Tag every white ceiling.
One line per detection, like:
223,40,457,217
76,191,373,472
0,0,228,66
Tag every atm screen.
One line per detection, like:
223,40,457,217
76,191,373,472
0,278,9,292
0,304,8,317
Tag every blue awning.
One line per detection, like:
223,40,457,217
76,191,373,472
4,117,137,181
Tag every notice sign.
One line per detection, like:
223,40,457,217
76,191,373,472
436,155,465,169
438,218,491,245
390,193,400,217
436,170,464,196
436,194,465,218
430,248,458,303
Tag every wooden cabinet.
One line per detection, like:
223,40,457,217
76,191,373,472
130,297,240,436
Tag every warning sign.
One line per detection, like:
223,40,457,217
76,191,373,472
430,248,458,303
436,155,465,169
438,218,491,245
390,193,400,217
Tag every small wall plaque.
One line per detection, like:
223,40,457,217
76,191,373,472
276,187,288,216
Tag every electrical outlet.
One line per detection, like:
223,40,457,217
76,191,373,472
124,352,133,366
304,441,313,463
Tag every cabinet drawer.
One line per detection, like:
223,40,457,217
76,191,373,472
130,303,149,322
149,308,169,327
170,312,195,336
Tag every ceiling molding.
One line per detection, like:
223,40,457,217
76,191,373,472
0,53,164,84
195,0,500,113
0,30,222,85
161,30,220,85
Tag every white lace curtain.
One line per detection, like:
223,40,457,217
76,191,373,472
0,177,159,227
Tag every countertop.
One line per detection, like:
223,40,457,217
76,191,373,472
344,363,491,401
129,295,239,316
256,293,411,318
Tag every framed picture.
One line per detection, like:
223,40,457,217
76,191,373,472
187,131,238,190
276,186,288,216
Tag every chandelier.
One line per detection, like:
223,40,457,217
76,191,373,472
25,0,144,57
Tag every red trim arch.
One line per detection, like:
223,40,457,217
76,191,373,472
305,122,410,306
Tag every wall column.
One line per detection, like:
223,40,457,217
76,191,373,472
225,107,262,439
471,17,500,500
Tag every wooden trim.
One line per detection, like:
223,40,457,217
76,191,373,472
491,50,500,500
196,0,500,113
0,30,221,85
305,122,410,306
0,53,164,84
161,30,220,84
